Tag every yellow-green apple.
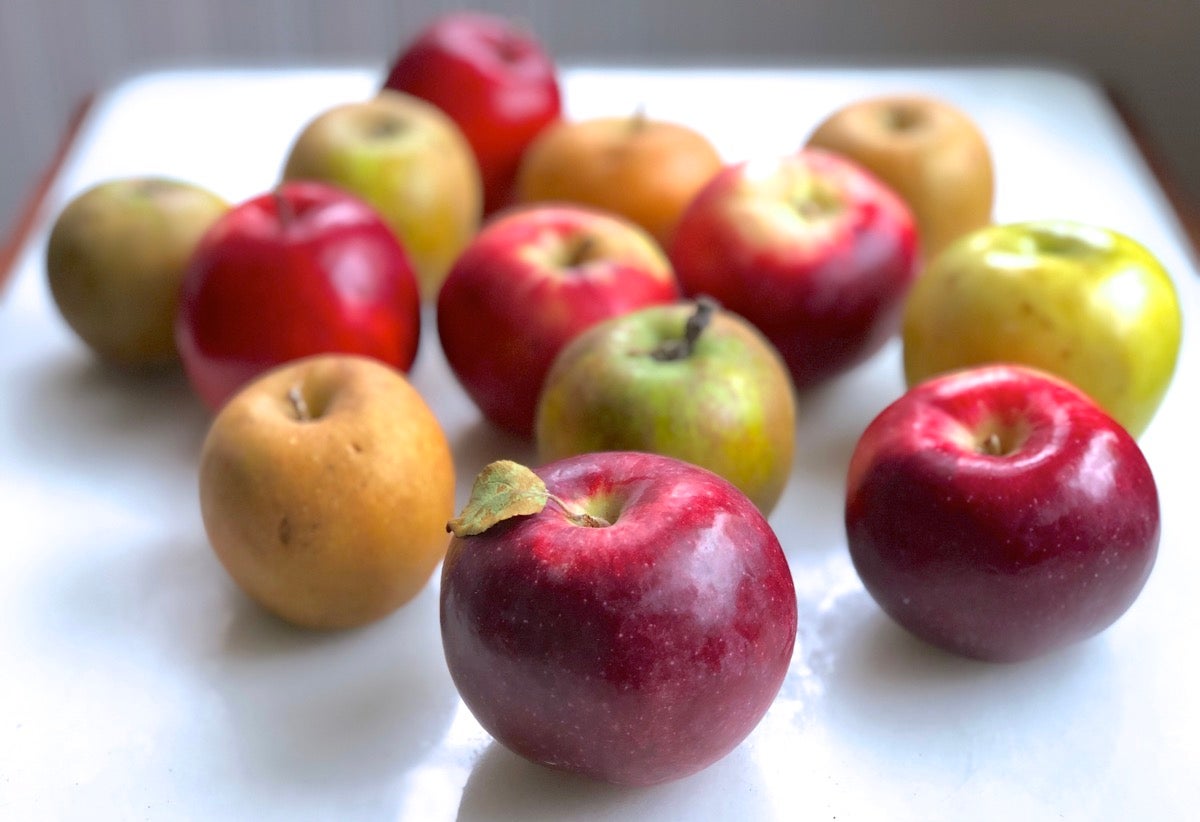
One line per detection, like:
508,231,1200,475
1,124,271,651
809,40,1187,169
199,353,456,630
45,176,228,367
175,181,421,412
845,364,1160,662
436,203,680,438
805,94,994,262
535,298,796,514
280,89,481,299
668,148,919,391
440,453,797,785
901,219,1183,437
382,10,562,216
515,112,723,248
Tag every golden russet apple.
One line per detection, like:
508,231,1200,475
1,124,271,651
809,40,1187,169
198,354,456,630
515,113,723,248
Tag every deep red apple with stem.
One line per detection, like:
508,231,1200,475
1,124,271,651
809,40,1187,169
845,364,1160,662
175,181,421,411
382,10,563,215
440,453,798,786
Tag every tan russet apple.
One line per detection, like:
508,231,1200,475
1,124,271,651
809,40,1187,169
45,176,228,367
281,90,482,300
805,94,994,262
198,353,456,630
515,112,723,248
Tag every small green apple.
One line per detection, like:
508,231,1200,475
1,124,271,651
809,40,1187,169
45,176,228,367
902,219,1183,437
281,90,483,300
535,298,796,515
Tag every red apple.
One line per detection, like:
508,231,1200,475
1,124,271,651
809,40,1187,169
176,181,421,411
667,148,919,391
845,364,1160,663
441,452,798,786
436,203,680,438
382,10,562,216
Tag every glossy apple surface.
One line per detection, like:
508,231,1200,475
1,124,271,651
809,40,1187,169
436,203,679,438
175,181,421,412
440,451,798,785
902,219,1183,437
668,148,919,390
806,93,994,262
382,10,562,216
845,364,1160,662
199,354,456,630
281,89,481,299
516,113,723,247
536,299,796,514
45,176,228,367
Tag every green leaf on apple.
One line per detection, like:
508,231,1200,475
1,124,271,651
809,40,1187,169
447,460,551,537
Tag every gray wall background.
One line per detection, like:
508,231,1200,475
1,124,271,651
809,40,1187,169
2,0,1198,245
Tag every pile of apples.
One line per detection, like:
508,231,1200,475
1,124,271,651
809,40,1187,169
43,9,1184,789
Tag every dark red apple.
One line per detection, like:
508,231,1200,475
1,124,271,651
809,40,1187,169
668,148,919,391
845,364,1160,662
175,181,421,411
382,10,563,215
436,203,679,439
440,452,798,786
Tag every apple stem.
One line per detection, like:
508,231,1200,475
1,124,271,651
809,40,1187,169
651,296,718,361
288,383,311,422
565,235,597,268
545,492,611,528
273,188,296,230
630,104,647,134
983,432,1004,456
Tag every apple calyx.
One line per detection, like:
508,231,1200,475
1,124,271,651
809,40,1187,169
447,459,609,537
651,297,718,361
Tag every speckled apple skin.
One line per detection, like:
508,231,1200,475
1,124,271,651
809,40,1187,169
440,451,798,786
845,365,1160,663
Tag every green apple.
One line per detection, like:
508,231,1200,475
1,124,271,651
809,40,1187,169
535,298,797,515
902,219,1183,437
281,90,482,300
45,176,228,367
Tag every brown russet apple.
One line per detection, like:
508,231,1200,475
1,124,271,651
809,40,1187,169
805,94,994,262
515,112,723,248
198,353,456,630
45,176,228,367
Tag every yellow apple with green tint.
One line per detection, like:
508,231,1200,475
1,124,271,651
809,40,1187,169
535,298,796,514
902,219,1183,437
281,90,482,300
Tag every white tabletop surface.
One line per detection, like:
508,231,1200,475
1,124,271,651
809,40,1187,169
2,63,1198,821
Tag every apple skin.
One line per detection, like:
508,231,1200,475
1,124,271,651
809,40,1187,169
436,203,680,438
199,353,456,630
535,300,796,514
382,10,562,216
668,148,919,391
281,89,482,300
175,181,421,412
806,94,994,262
515,113,724,248
440,451,798,785
845,364,1160,663
902,219,1183,437
45,176,228,367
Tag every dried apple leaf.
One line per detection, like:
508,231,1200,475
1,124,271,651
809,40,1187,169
447,460,549,537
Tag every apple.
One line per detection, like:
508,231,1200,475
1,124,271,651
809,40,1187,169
381,10,562,216
280,89,482,300
515,112,724,248
668,148,919,391
175,180,421,412
44,176,228,367
436,203,680,438
845,364,1160,663
535,298,796,514
440,452,797,785
805,93,994,262
901,219,1183,437
199,353,456,630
